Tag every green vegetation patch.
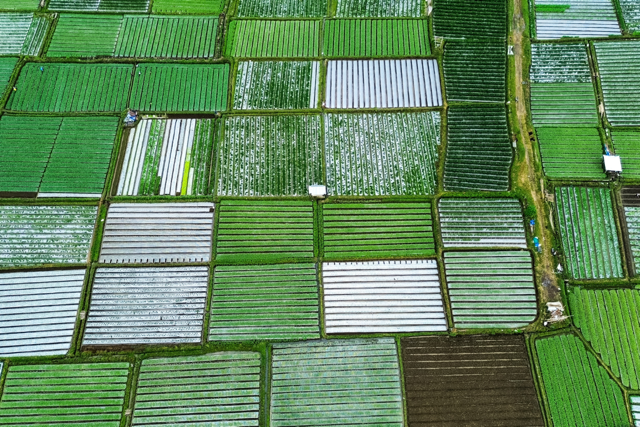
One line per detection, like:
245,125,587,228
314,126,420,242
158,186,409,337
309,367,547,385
225,20,320,58
443,105,511,192
234,61,319,110
132,353,260,425
531,43,591,83
7,62,132,112
237,0,327,17
0,0,39,11
0,14,49,56
323,19,430,57
216,200,315,261
0,362,130,425
47,14,122,57
530,83,598,127
0,57,17,96
325,112,440,196
336,0,421,17
48,0,149,12
535,4,570,12
535,128,605,179
555,186,623,279
619,0,640,32
535,334,628,426
612,130,640,179
217,115,322,196
624,205,640,274
322,202,435,259
210,264,320,341
443,40,506,103
152,0,225,14
271,338,404,426
444,251,537,329
130,63,229,112
433,0,507,40
570,287,640,390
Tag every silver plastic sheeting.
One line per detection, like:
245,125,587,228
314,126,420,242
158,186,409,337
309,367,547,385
536,20,620,39
83,266,208,345
631,396,640,426
99,203,214,263
322,260,447,333
325,59,443,109
0,269,84,357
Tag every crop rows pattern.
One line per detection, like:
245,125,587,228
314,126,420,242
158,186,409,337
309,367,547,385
0,13,49,56
535,127,605,179
0,58,17,96
433,0,507,39
226,20,320,58
237,0,327,17
151,0,224,14
534,0,620,39
624,204,640,274
612,130,640,179
336,0,422,17
618,0,640,32
48,0,150,12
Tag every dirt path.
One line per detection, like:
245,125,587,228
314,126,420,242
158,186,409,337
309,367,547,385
511,0,561,310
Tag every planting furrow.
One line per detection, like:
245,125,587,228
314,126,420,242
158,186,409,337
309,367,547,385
209,264,320,341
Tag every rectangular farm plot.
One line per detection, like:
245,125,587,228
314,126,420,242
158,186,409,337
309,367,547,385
613,131,640,179
271,338,404,426
237,0,327,17
0,205,97,267
132,353,260,426
443,40,506,103
619,0,640,33
48,0,149,12
8,63,132,112
622,187,640,275
595,41,640,126
152,0,224,13
570,287,640,390
443,105,512,191
536,127,605,180
433,0,507,39
535,334,628,426
48,14,218,59
633,396,640,426
234,61,319,110
326,59,442,108
322,202,435,259
130,63,229,112
535,0,620,39
444,251,537,329
401,335,544,426
0,269,83,357
323,19,430,57
0,57,18,96
117,118,214,196
226,20,320,58
322,260,447,333
0,13,49,56
99,203,214,263
0,0,40,10
216,200,314,262
336,0,422,17
209,264,320,341
439,198,527,248
555,186,623,279
83,267,207,345
0,362,130,426
217,115,323,196
324,112,439,195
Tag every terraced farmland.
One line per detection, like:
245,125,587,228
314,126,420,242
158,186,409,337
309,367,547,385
237,0,327,17
151,0,224,14
594,41,640,126
130,63,229,112
233,61,319,110
322,202,435,259
117,118,214,196
439,198,527,248
535,127,605,179
215,200,315,261
612,130,640,179
209,264,320,341
534,0,620,39
444,251,537,329
402,335,544,426
226,20,320,57
443,40,506,103
217,115,322,196
443,105,512,191
336,0,421,17
324,112,439,195
535,334,629,426
433,0,507,39
0,13,49,56
48,0,150,12
555,186,623,279
570,287,640,389
323,19,430,57
7,63,131,112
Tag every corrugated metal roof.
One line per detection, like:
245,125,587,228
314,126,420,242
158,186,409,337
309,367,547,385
271,338,404,427
0,362,130,425
132,352,261,426
0,205,97,267
99,203,214,263
323,260,447,333
209,263,320,341
439,198,527,248
83,266,208,346
0,269,84,357
325,59,442,108
444,251,537,328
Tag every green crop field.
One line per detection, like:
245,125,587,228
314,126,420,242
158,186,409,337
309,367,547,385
433,0,507,39
535,334,628,426
535,127,605,179
612,130,640,178
0,57,17,97
237,0,327,17
0,14,49,56
48,0,150,12
336,0,421,17
152,0,225,14
46,14,122,57
225,20,320,58
0,0,39,10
